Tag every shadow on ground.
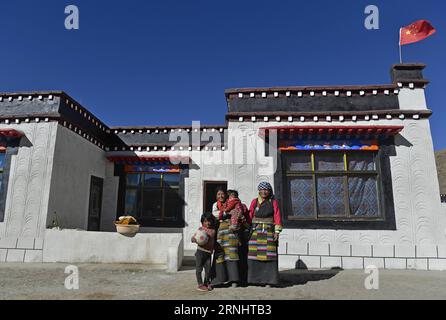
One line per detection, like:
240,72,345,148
276,259,343,288
278,268,342,288
181,259,343,288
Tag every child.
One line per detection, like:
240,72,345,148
221,190,249,233
191,213,216,292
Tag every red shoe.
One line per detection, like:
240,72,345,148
197,285,208,292
207,284,214,291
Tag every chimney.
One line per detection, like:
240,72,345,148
392,64,429,111
390,64,429,87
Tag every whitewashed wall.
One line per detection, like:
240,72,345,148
100,161,119,232
0,122,58,262
43,229,183,271
183,119,443,250
225,117,444,243
183,150,230,251
47,125,108,231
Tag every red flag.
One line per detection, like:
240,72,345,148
400,20,436,46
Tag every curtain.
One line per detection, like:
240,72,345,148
316,153,344,171
348,176,379,216
348,153,375,171
317,176,345,216
289,177,314,217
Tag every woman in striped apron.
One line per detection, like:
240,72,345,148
210,188,241,287
247,182,283,286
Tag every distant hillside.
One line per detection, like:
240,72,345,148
435,150,446,195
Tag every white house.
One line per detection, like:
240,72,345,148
1,63,445,270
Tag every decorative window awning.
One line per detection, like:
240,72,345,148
260,126,404,138
124,165,180,174
106,156,190,165
259,126,404,151
280,140,380,151
0,129,24,138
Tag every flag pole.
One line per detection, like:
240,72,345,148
399,27,403,63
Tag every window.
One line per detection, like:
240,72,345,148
123,170,183,227
282,151,382,221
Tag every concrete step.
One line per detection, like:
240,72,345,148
182,249,196,267
184,249,195,257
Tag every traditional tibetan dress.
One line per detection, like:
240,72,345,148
247,197,283,285
210,201,240,285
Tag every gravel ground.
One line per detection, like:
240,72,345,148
0,263,446,300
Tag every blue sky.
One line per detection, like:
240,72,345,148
0,0,445,150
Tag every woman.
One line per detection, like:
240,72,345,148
247,182,283,287
210,188,241,287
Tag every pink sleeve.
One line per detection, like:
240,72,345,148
273,200,282,226
249,199,257,220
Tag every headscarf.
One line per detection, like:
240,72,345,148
257,182,274,205
258,182,273,191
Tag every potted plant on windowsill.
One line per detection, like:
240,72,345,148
114,216,140,236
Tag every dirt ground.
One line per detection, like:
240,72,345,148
0,263,446,300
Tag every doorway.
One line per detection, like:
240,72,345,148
88,176,104,231
203,181,227,213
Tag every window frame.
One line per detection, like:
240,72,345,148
282,150,384,222
123,170,182,226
